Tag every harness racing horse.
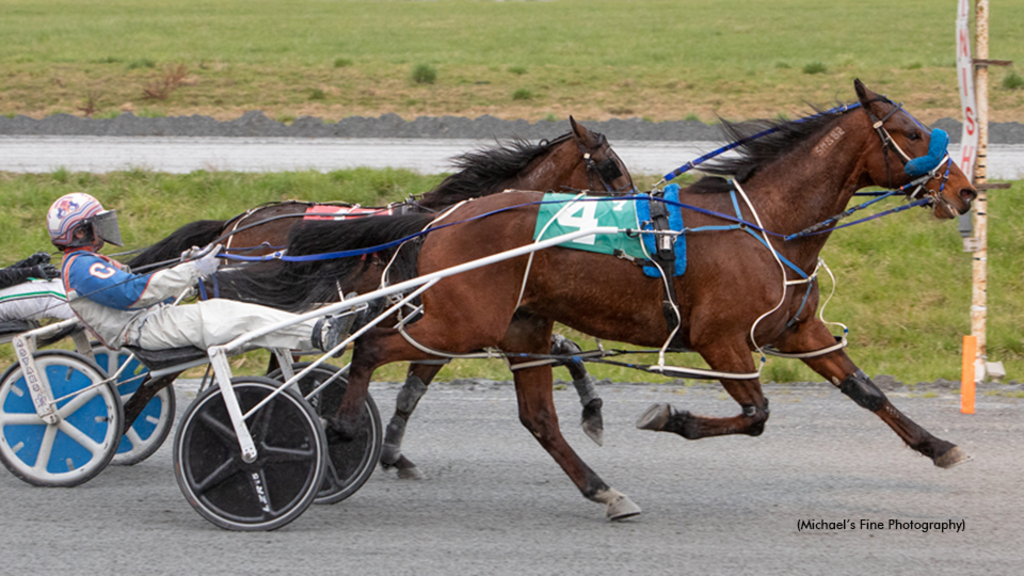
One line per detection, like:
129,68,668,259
259,80,975,519
120,118,636,480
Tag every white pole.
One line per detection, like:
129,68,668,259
970,0,989,377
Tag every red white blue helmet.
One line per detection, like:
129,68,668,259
46,193,122,247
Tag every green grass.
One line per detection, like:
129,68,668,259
2,169,1021,384
2,0,1024,122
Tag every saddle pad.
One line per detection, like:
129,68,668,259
303,204,394,221
532,185,685,278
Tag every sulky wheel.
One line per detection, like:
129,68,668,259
267,362,383,505
91,346,176,466
0,350,123,487
173,376,326,531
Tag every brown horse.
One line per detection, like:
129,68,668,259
120,119,635,480
263,80,975,519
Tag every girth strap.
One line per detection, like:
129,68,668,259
647,195,681,335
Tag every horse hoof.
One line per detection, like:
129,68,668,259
581,400,604,446
380,444,401,467
397,466,423,480
606,494,642,521
934,446,972,468
582,420,604,447
635,403,671,431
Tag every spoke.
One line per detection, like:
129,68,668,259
260,444,317,464
56,420,103,455
192,458,243,495
0,412,47,426
197,411,239,446
55,386,102,419
320,458,342,492
31,425,59,472
123,426,143,447
251,398,277,445
248,468,277,519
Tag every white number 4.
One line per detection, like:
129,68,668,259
556,202,599,245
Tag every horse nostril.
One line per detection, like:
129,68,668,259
961,188,978,203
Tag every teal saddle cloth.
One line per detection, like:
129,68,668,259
532,184,686,278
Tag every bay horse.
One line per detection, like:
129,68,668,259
256,80,975,519
119,118,636,479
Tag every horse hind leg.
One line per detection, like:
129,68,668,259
379,363,441,480
550,333,603,446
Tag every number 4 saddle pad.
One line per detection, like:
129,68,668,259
532,183,686,278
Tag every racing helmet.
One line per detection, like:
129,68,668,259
46,193,123,248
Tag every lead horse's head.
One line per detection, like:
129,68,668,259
855,79,977,218
569,116,636,195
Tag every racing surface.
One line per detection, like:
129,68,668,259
1,380,1021,575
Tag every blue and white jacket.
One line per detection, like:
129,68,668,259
62,247,199,347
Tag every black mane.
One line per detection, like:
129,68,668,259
417,134,572,209
689,105,848,194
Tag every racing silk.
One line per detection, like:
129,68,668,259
61,248,199,347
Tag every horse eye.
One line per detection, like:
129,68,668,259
906,130,921,141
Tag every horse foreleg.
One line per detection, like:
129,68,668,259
379,362,443,479
637,343,770,439
778,319,970,468
550,334,603,446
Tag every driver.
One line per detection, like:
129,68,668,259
47,193,353,353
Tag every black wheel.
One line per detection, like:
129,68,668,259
173,377,326,531
267,362,383,505
0,350,123,487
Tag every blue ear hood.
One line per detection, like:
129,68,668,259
904,128,949,177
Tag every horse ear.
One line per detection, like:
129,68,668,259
854,78,875,106
570,116,591,144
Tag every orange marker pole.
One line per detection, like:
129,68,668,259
961,335,976,414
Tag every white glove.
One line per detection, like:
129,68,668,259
190,244,223,278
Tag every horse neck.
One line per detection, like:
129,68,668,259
743,112,875,259
513,140,589,192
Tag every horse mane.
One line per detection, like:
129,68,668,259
416,134,572,210
690,105,848,193
124,219,226,271
216,214,435,312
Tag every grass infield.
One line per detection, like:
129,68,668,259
2,0,1023,123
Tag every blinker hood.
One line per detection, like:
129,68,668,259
89,210,123,246
904,128,949,177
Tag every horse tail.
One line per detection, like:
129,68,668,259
125,219,227,271
215,213,435,312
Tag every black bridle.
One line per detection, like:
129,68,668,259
572,132,635,195
860,96,953,208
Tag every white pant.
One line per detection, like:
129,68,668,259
0,280,74,323
122,299,317,351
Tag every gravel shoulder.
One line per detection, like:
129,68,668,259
3,112,1024,144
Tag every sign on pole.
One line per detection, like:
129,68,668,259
956,0,979,178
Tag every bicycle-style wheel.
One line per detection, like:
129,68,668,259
268,362,382,504
0,350,123,487
173,376,326,531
